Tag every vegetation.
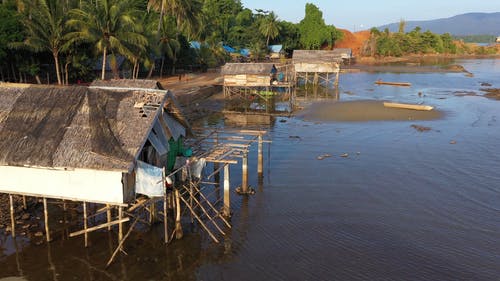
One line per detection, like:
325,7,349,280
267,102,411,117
0,0,346,84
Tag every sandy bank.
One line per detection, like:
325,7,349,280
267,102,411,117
298,100,442,122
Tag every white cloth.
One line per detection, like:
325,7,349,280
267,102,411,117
135,160,164,197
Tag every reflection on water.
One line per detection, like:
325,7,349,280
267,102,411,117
2,59,500,280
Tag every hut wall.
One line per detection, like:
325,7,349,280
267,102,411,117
294,62,340,73
0,166,124,204
224,74,271,87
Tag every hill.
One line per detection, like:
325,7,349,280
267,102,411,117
334,29,371,56
378,12,500,36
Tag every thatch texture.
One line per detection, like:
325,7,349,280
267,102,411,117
90,79,163,90
221,63,276,75
0,84,179,171
292,50,344,64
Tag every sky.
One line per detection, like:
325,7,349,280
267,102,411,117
240,0,500,30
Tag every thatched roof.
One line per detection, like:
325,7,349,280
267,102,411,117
90,79,163,89
292,50,344,64
221,63,276,75
0,83,185,172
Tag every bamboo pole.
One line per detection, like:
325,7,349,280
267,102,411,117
22,196,27,210
69,218,130,237
241,151,248,193
163,168,168,244
43,198,50,242
106,218,139,268
223,164,231,218
258,135,263,176
9,194,15,238
178,196,219,243
181,184,226,235
83,202,88,247
175,189,183,240
188,183,231,228
118,207,123,248
106,204,111,231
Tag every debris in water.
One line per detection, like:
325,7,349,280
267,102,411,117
450,140,457,144
411,124,432,132
341,153,349,158
289,135,301,139
317,153,332,160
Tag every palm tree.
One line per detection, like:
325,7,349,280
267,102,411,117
154,16,180,78
11,0,69,84
147,0,201,36
67,0,147,80
259,12,281,46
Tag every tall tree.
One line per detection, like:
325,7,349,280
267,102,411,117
11,0,71,84
298,3,340,50
259,11,281,46
67,0,148,80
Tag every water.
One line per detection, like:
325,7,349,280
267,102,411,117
2,59,500,280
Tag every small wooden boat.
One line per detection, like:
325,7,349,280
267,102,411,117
383,102,434,111
375,80,412,87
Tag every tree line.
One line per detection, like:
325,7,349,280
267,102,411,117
0,0,341,84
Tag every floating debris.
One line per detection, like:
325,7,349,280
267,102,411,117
289,135,301,139
340,153,349,158
411,124,432,132
450,140,457,144
317,153,332,160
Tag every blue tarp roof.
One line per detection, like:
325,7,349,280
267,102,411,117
269,45,283,53
223,45,236,53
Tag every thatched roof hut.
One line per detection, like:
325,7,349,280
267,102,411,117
221,63,276,87
292,50,343,73
0,81,190,204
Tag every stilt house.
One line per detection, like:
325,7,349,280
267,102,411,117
0,80,190,205
292,50,344,86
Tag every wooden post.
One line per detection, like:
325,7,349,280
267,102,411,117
22,196,27,210
241,151,248,193
163,169,168,244
258,135,263,176
43,198,50,242
106,204,111,231
223,164,231,217
335,70,340,87
9,194,15,238
83,202,88,247
118,206,123,247
175,189,183,239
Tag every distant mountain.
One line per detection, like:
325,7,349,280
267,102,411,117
378,12,500,36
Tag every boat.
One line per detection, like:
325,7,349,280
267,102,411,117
375,80,411,87
383,102,434,111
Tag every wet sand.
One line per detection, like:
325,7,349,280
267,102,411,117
298,100,443,122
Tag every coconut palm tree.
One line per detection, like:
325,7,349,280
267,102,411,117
259,12,281,46
147,0,201,38
11,0,70,84
67,0,147,80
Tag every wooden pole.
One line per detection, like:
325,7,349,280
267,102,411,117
106,218,139,268
163,168,168,244
175,189,183,239
223,164,231,218
83,202,88,247
118,206,123,247
9,194,15,238
241,151,248,193
258,134,263,176
106,204,112,231
43,198,50,242
22,196,27,210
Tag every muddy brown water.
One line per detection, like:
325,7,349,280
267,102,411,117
2,59,500,280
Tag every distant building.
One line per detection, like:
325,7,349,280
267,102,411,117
496,36,500,43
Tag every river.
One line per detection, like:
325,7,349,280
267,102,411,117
1,59,500,281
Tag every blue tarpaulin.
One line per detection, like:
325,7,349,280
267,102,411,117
223,45,236,53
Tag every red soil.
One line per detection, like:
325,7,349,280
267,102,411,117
334,29,371,56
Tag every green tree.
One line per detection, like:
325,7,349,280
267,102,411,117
259,11,281,46
11,0,71,84
0,1,23,81
298,3,340,49
67,0,148,80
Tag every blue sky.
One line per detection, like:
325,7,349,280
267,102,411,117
240,0,500,30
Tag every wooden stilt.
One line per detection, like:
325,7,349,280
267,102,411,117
163,168,168,244
174,189,183,239
106,218,139,268
258,134,263,176
22,196,27,210
223,164,231,218
118,206,123,247
106,204,111,231
83,202,88,247
241,151,248,193
43,198,50,242
9,194,15,238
